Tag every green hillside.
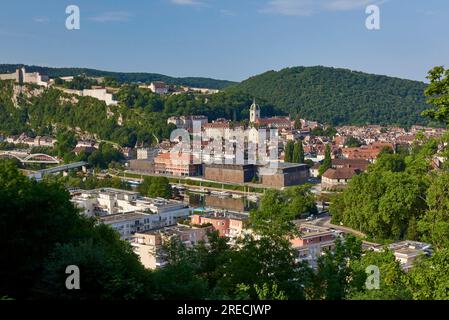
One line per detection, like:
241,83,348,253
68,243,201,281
0,64,235,89
0,80,281,147
230,66,431,126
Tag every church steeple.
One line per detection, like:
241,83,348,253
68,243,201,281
249,98,260,124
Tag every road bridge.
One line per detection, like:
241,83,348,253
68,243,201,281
0,151,60,164
28,161,88,180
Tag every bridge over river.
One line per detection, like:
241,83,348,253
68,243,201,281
0,151,60,164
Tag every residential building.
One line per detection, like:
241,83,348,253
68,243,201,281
131,224,212,269
71,188,191,239
101,212,155,241
4,134,57,148
331,159,370,171
290,224,339,268
388,241,432,271
154,152,202,176
370,241,432,271
149,81,169,94
190,212,246,239
309,162,321,178
321,167,362,190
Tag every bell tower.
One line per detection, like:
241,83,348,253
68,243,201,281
249,98,260,124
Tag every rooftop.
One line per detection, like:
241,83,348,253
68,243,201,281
100,212,150,224
322,167,361,180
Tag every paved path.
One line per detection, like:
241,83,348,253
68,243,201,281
313,215,367,238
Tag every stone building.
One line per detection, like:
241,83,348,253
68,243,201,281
259,162,309,188
203,163,256,184
0,67,49,87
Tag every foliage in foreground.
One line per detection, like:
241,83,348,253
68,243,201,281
2,159,449,300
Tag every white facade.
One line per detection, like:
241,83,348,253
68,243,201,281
149,82,169,94
249,99,260,124
71,188,191,240
82,88,118,105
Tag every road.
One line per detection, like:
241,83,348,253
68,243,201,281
304,214,367,238
109,171,263,197
115,169,270,191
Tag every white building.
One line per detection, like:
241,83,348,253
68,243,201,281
82,88,118,105
71,188,191,240
149,81,169,94
61,88,118,105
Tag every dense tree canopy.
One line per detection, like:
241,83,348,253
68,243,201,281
138,176,173,199
0,64,235,89
233,66,432,126
0,160,150,299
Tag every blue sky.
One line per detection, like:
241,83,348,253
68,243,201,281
0,0,448,82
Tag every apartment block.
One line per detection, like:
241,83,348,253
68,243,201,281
71,188,191,240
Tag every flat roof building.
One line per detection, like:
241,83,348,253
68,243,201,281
71,188,191,240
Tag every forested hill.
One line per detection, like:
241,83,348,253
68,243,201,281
0,64,235,89
229,66,430,126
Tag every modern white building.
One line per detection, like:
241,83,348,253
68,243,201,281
71,188,191,240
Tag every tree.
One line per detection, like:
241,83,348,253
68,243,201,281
311,235,362,300
294,115,302,130
318,144,332,176
421,66,449,124
330,155,428,241
138,176,173,199
407,249,449,300
250,186,316,238
298,140,305,163
87,143,124,169
292,140,305,164
418,172,449,250
348,250,411,300
0,160,150,300
55,130,77,159
216,234,310,300
292,142,300,163
284,141,294,163
370,154,406,173
344,136,361,148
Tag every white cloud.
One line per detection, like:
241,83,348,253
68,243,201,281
261,0,386,16
89,11,133,22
